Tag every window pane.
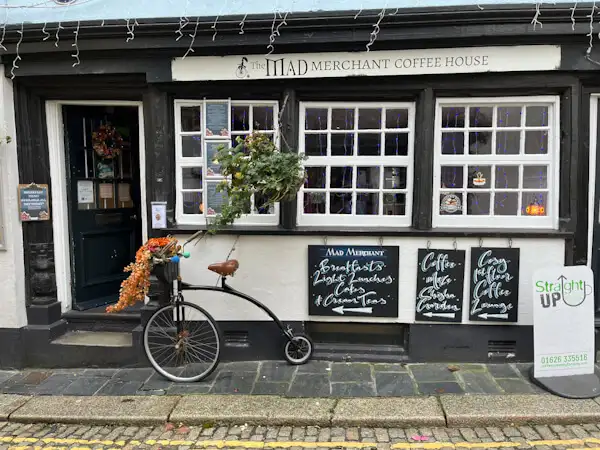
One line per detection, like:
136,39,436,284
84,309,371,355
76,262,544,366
206,182,227,215
182,191,203,215
386,109,409,129
331,108,355,130
254,193,274,214
469,107,493,128
330,167,353,189
441,132,465,155
253,106,274,130
330,193,352,214
181,107,201,132
526,106,548,127
495,166,519,189
182,135,202,157
304,192,325,214
468,131,492,155
356,193,379,215
231,105,250,131
525,130,548,154
497,106,522,127
494,192,518,215
357,167,380,189
467,192,490,215
384,167,407,189
383,193,406,215
232,134,247,149
305,134,327,156
305,167,326,189
182,167,203,189
439,192,463,215
331,133,354,156
358,133,381,156
358,108,382,129
523,165,548,189
467,165,491,189
522,192,547,216
385,133,409,156
496,131,520,155
441,166,464,189
442,107,465,128
305,108,328,130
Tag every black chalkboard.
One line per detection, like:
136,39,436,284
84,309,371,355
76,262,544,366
469,247,520,323
18,183,50,221
415,249,465,323
308,245,399,317
205,102,229,137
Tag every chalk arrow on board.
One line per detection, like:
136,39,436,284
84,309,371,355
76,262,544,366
332,306,373,315
423,312,455,318
478,313,509,320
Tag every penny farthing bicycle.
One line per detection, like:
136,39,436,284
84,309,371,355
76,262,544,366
143,234,314,383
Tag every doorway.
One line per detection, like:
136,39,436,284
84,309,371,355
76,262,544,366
62,105,143,311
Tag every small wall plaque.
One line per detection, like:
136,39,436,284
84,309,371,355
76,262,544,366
18,183,50,221
151,201,167,229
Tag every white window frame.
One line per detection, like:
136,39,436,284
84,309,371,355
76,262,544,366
175,99,280,226
433,95,560,229
297,101,415,227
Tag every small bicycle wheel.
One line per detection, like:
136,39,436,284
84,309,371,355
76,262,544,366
144,301,221,382
283,333,313,365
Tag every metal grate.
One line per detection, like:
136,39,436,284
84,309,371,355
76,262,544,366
223,331,249,347
488,340,517,360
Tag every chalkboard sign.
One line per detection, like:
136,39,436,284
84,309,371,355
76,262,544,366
18,183,50,221
206,141,226,176
469,247,520,322
205,101,229,137
415,249,465,322
206,182,227,216
308,245,399,317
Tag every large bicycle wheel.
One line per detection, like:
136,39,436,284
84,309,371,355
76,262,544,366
143,301,221,382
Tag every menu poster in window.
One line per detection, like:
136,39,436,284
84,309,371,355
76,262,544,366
18,183,50,221
308,245,399,317
469,247,520,323
206,141,227,176
415,249,465,323
77,180,94,204
205,101,230,137
206,183,227,216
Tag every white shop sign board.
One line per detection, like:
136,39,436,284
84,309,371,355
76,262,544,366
532,266,595,378
172,45,561,82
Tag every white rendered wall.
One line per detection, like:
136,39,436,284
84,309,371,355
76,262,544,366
0,68,26,329
176,234,565,326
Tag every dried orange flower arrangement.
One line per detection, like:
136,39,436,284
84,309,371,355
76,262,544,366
106,237,179,313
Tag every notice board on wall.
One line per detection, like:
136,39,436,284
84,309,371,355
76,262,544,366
469,247,520,323
18,183,50,221
415,249,465,322
308,245,399,318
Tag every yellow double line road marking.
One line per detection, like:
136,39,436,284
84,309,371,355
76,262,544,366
3,436,600,449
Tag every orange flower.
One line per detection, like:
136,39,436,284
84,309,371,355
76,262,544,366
106,237,178,313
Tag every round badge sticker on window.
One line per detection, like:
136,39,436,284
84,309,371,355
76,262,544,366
441,194,462,214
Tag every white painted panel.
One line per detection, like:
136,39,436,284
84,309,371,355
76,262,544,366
0,66,26,329
176,234,565,326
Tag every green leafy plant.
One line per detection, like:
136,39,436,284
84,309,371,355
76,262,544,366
208,132,306,233
0,136,11,145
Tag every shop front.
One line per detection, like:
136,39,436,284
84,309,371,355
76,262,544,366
0,2,596,368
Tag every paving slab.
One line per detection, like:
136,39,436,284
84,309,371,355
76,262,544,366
0,395,29,420
332,397,445,427
9,395,180,425
170,394,335,426
442,394,600,426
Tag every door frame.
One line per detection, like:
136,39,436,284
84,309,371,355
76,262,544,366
46,100,148,313
589,95,599,271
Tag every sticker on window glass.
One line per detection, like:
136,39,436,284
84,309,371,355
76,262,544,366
440,193,462,214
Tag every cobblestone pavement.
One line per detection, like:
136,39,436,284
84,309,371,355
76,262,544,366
4,421,600,449
0,362,552,397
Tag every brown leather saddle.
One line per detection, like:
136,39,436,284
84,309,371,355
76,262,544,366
208,259,239,277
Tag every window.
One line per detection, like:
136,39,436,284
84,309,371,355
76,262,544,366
298,102,415,227
433,96,559,229
175,100,279,225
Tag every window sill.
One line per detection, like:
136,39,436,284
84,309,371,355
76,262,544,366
162,224,573,239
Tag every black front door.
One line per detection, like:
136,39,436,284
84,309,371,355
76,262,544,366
63,105,142,311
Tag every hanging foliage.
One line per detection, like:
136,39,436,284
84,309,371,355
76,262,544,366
207,132,306,233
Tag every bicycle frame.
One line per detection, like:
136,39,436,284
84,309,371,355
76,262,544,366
174,278,296,342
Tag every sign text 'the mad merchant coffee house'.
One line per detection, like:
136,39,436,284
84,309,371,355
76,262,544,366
172,45,561,81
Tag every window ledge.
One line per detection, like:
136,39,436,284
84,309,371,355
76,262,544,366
162,224,572,239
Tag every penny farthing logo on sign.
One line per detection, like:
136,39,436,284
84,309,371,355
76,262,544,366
53,0,77,4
